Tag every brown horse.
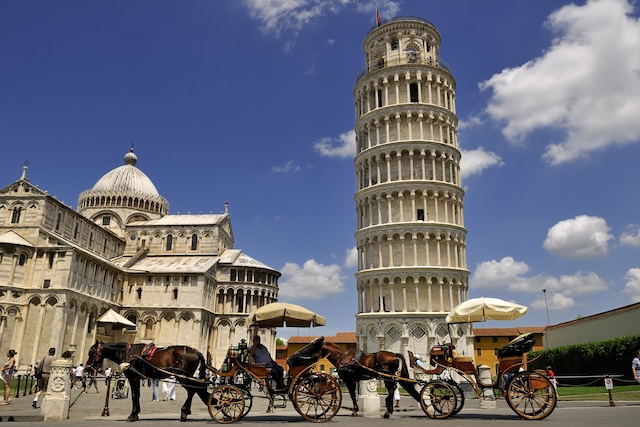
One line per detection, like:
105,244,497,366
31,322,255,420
320,341,421,418
87,341,209,422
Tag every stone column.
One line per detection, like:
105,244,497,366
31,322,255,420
477,365,496,409
42,358,72,421
357,379,380,413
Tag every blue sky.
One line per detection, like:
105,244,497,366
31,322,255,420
2,0,640,339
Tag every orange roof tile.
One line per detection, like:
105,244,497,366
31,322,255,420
287,332,357,345
473,327,544,336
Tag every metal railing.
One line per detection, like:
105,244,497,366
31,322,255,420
365,16,438,35
356,56,452,82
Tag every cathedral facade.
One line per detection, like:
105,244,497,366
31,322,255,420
0,150,280,369
353,17,473,359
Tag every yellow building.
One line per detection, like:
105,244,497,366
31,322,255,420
473,327,544,376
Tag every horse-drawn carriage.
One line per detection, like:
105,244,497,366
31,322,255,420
409,297,557,420
87,299,555,422
208,335,341,423
88,303,341,423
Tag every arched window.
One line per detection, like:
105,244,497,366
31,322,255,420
144,319,154,339
173,288,178,299
136,288,142,299
55,212,62,231
126,314,137,331
166,234,173,251
190,234,198,250
11,207,21,224
410,83,419,102
18,253,27,266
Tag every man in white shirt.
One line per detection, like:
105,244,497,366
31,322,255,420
74,364,85,390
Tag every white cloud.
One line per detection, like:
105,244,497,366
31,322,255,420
471,257,530,290
537,271,610,297
479,0,640,165
243,0,323,36
278,259,346,299
620,226,640,246
472,257,609,312
457,115,482,130
272,160,301,173
343,246,358,268
460,147,504,180
530,292,576,311
313,130,355,158
243,0,400,37
623,268,640,302
543,215,613,259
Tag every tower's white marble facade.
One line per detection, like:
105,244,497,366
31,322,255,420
354,17,473,359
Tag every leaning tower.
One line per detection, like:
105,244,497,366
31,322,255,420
353,17,472,359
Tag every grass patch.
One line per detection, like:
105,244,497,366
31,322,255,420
384,383,640,402
558,384,640,401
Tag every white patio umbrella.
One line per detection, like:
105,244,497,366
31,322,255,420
446,297,528,323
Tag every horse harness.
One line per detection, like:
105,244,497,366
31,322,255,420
126,343,158,361
336,349,392,380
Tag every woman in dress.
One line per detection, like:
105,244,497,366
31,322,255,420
1,349,17,405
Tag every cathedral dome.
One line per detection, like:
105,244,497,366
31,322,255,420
91,149,160,197
78,149,169,224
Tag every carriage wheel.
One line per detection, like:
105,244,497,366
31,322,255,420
239,387,252,419
446,379,465,415
208,384,245,424
505,371,557,420
420,380,457,419
292,372,342,422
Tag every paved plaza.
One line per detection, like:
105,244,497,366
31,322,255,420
1,381,639,426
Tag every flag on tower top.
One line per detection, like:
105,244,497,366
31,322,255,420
376,9,381,26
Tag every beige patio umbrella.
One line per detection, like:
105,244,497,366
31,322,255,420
97,308,136,329
245,302,326,328
446,297,528,323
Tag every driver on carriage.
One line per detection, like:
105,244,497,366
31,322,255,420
248,335,286,390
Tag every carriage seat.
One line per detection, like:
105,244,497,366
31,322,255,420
247,362,271,379
451,349,474,363
408,350,442,376
287,336,325,368
448,349,475,374
497,333,536,358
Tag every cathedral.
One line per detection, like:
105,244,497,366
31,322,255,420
0,149,281,369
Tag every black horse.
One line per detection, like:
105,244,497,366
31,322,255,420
87,341,210,422
321,341,421,418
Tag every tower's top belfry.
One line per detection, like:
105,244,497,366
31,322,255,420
359,16,446,80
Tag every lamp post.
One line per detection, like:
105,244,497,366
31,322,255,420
542,289,550,326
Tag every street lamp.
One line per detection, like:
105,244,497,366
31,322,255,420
542,289,550,326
